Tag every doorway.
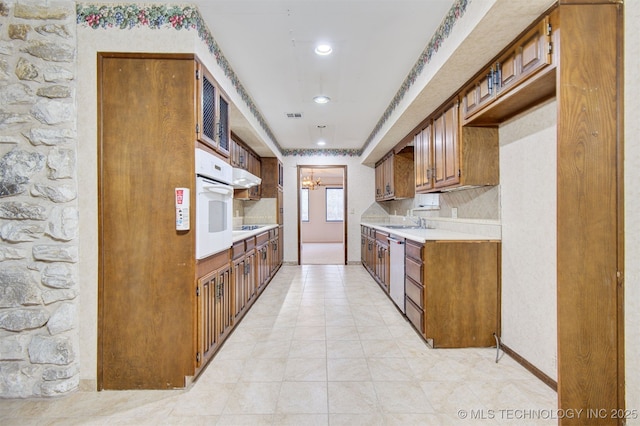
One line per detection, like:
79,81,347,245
297,165,347,265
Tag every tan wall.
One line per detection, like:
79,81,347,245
301,184,344,243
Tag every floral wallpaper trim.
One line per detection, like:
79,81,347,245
361,0,470,152
281,148,362,157
76,3,282,152
77,1,468,158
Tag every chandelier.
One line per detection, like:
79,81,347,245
302,170,322,190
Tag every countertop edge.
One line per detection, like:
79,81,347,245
361,222,502,243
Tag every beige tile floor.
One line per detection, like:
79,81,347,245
0,265,557,425
300,243,345,265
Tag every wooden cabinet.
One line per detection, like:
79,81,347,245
375,147,414,201
405,240,425,334
269,227,282,279
256,231,270,291
374,231,390,292
197,62,230,157
433,103,460,189
98,53,212,390
231,135,261,200
421,241,500,348
260,157,284,225
461,11,557,126
361,226,376,275
414,101,499,193
260,157,281,198
232,237,257,321
414,124,433,193
196,255,232,373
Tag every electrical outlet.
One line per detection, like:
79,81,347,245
451,207,458,218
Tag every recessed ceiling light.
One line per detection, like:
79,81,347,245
317,141,326,146
315,44,333,55
313,95,330,104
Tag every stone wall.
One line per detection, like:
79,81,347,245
0,1,78,398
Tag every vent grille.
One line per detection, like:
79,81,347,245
286,112,303,119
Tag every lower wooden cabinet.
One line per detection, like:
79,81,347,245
361,228,501,349
421,241,500,348
196,228,283,378
196,250,232,374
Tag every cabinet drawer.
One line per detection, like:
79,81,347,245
375,231,389,243
406,257,423,284
245,236,256,251
405,241,423,261
232,241,245,260
405,277,424,309
405,296,424,334
255,232,269,246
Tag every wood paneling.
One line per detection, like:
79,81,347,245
98,55,197,389
556,2,623,424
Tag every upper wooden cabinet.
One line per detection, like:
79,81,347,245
197,63,230,157
414,123,433,193
375,146,414,201
415,101,498,193
461,10,557,126
261,157,282,198
230,135,261,200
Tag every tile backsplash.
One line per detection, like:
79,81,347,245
381,185,500,221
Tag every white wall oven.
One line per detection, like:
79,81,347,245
195,149,233,259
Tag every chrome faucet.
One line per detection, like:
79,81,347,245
407,215,423,228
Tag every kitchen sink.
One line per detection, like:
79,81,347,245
383,224,423,229
238,225,264,231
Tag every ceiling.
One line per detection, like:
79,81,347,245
97,0,555,162
196,0,456,154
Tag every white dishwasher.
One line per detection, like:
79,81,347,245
388,235,406,313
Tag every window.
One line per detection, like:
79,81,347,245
300,188,309,222
325,188,344,222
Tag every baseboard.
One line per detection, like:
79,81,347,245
500,343,557,392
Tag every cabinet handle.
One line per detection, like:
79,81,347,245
493,62,502,89
487,69,494,96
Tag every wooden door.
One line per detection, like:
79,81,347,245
98,55,196,390
556,3,624,424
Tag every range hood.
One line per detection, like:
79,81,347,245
232,167,261,189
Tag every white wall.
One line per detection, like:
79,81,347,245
625,0,640,422
282,156,375,264
499,99,557,380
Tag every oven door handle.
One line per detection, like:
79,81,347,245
201,184,233,197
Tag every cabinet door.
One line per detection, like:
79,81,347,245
217,265,232,339
277,189,283,225
374,161,384,200
434,103,460,189
217,93,230,156
462,67,495,120
233,257,245,318
196,271,217,369
197,64,218,149
518,16,552,83
245,250,256,302
415,124,433,192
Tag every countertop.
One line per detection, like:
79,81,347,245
361,222,501,243
232,224,279,242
